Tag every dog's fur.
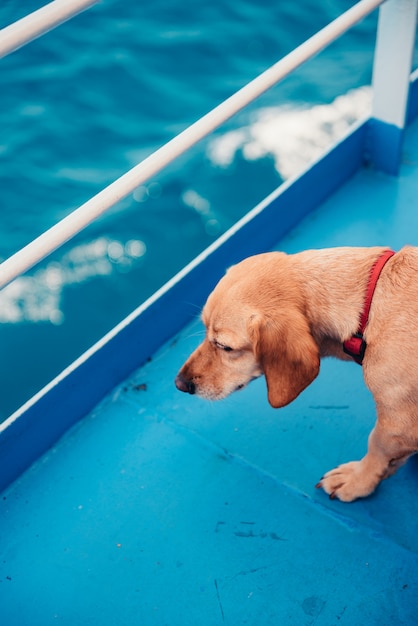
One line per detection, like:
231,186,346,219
175,246,418,501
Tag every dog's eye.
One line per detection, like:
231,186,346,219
215,342,233,352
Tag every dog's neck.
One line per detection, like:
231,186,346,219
293,247,390,359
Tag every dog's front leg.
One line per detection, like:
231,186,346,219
317,420,415,502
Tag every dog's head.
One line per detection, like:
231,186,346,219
175,253,320,408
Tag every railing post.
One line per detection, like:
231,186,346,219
368,0,418,174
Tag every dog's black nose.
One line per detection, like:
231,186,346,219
175,374,196,395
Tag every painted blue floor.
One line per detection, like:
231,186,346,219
1,120,418,625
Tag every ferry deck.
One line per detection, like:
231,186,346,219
1,0,418,624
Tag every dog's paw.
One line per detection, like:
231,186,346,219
316,461,378,502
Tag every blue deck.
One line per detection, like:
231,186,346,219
2,120,418,624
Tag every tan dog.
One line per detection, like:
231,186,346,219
175,246,418,501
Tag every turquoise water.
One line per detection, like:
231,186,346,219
0,0,378,419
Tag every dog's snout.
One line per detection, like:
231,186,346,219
175,373,196,395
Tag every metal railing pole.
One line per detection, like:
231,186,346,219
0,0,99,59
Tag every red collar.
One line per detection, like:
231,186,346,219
343,249,395,365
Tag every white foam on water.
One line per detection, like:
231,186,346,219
207,87,372,179
0,237,146,325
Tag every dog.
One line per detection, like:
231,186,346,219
175,246,418,501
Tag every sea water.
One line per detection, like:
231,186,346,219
0,0,377,419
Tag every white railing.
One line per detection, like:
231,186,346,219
0,0,99,58
0,0,415,290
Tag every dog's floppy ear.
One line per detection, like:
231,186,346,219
249,311,320,408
